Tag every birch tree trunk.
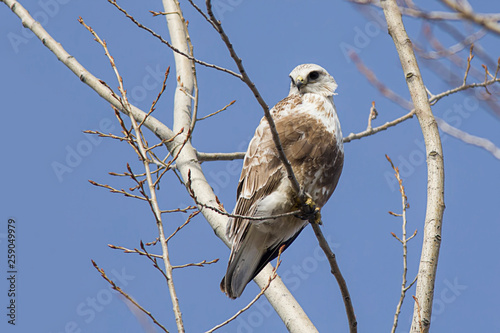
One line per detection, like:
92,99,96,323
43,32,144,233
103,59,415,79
382,1,446,332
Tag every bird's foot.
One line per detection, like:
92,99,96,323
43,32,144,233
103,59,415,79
295,195,323,225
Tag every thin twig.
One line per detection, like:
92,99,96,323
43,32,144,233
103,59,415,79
139,66,170,129
197,100,236,121
366,101,378,131
88,179,147,201
386,155,418,333
166,210,200,242
412,296,424,333
185,0,218,30
92,260,169,332
344,110,416,143
429,76,500,105
172,258,219,269
83,130,129,142
107,0,242,79
108,244,163,259
414,28,485,60
161,206,198,214
140,241,170,282
463,44,474,85
350,51,414,110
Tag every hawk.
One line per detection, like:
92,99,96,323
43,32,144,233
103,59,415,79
220,64,344,298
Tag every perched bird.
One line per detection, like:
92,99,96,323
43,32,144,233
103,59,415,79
220,64,344,298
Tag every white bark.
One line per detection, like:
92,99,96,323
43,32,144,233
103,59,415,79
381,1,446,332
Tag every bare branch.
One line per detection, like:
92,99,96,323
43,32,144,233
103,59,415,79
88,179,147,201
161,206,198,214
108,244,163,259
386,155,418,333
463,44,474,85
436,117,500,160
172,258,219,269
92,260,169,333
83,129,129,142
440,0,500,35
351,0,500,22
310,223,357,332
196,151,246,162
429,76,500,105
166,210,200,242
139,66,170,129
414,28,485,60
366,101,379,131
197,100,236,121
343,110,416,143
350,51,414,110
412,296,424,333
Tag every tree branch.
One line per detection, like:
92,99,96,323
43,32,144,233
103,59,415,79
440,0,500,36
435,117,500,160
351,0,500,22
382,2,446,332
310,223,357,331
92,260,169,333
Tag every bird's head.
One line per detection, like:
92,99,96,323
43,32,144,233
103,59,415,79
288,64,338,97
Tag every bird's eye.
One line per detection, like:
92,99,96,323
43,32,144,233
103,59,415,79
308,71,320,81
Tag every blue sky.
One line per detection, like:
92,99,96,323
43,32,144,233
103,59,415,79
1,1,500,332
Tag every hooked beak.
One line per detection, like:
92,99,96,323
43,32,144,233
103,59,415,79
295,75,305,90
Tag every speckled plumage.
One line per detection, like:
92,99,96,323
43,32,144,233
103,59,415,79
221,64,344,298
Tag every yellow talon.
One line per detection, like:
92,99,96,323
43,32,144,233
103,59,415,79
314,208,323,225
295,195,322,224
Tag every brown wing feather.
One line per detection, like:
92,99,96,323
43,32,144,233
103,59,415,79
226,118,284,242
227,109,343,241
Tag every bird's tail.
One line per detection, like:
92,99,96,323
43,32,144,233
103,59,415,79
220,225,270,299
220,224,304,298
